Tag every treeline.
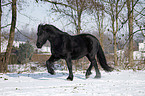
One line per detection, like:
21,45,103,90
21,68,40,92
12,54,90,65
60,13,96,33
0,0,145,73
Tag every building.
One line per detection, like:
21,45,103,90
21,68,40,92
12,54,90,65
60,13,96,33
133,40,145,60
34,46,51,55
1,40,26,53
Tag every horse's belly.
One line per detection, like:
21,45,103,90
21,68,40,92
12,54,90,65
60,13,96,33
71,50,87,60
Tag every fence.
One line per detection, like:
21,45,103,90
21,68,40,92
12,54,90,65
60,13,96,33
1,53,144,70
30,54,51,63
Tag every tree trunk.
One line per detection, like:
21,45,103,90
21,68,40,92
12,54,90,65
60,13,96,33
77,14,81,34
111,13,118,66
3,0,17,72
113,23,118,66
101,11,104,50
127,0,134,67
0,0,1,54
115,0,119,66
76,7,82,35
0,0,3,73
110,1,118,66
97,11,104,50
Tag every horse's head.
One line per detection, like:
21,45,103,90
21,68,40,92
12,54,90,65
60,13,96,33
36,24,61,48
36,24,50,48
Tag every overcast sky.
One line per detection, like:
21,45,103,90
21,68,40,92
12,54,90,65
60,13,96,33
2,0,71,32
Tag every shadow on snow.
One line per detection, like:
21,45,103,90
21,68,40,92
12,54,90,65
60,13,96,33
5,71,87,80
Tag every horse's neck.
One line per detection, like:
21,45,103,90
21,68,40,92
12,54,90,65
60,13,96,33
48,33,63,44
49,37,63,49
48,28,70,45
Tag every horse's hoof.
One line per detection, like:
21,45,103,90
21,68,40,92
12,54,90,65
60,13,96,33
48,72,55,75
85,74,92,79
94,75,101,79
85,75,90,79
48,68,55,75
48,71,55,75
67,77,73,81
85,71,92,79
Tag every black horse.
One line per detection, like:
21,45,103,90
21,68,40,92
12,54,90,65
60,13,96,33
36,24,113,81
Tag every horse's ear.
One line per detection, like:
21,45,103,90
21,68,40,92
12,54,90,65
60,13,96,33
38,24,42,30
38,24,42,27
38,24,46,31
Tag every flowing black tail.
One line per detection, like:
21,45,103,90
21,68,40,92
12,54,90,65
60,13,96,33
97,44,114,72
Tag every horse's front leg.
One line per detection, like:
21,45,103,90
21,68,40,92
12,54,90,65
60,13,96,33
46,55,59,75
65,57,73,81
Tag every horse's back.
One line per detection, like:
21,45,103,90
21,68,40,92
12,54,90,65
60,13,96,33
70,34,99,59
77,34,100,53
74,34,99,46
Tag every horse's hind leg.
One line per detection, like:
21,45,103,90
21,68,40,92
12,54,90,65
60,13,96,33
65,57,73,81
46,55,59,75
92,59,101,78
86,55,101,79
85,62,93,79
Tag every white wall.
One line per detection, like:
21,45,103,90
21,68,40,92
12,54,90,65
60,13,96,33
1,41,25,52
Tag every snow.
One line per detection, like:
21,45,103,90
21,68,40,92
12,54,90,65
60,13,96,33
37,46,51,53
133,51,142,60
139,42,145,52
0,68,145,96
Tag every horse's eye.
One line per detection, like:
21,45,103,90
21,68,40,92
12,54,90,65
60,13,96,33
37,32,42,36
37,33,40,36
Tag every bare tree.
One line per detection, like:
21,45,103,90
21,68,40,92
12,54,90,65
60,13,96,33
0,0,1,54
95,10,105,50
90,0,105,50
104,0,126,66
37,0,102,34
3,0,17,72
133,1,145,37
127,0,134,67
0,0,2,73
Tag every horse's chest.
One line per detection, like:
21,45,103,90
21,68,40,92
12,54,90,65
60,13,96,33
51,45,67,58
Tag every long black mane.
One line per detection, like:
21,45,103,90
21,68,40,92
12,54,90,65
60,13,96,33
36,24,113,81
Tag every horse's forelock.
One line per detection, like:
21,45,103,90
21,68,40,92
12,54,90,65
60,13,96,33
37,24,44,36
38,24,43,29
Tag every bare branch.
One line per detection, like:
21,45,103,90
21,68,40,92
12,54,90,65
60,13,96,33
121,29,145,49
118,0,139,32
41,0,76,10
117,1,126,16
17,10,38,22
2,2,12,6
133,29,145,35
134,18,145,37
1,24,11,29
134,8,145,17
141,30,145,37
15,27,35,42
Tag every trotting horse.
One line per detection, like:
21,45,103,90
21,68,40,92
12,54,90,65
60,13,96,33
36,24,113,81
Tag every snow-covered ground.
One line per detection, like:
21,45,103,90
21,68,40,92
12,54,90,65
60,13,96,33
0,69,145,96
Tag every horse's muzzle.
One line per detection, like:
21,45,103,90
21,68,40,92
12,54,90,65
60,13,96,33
36,43,42,48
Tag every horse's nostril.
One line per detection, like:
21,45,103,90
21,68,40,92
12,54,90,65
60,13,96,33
36,42,41,48
36,42,40,45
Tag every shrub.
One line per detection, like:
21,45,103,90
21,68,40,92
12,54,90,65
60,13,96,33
17,42,34,64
